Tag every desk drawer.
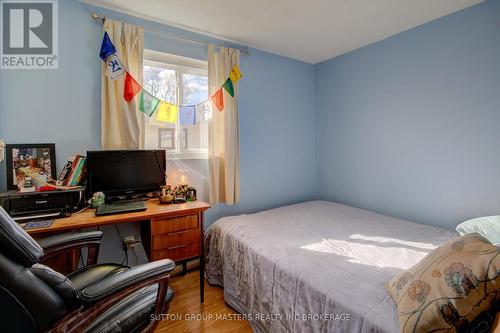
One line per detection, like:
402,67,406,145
152,229,200,249
153,242,200,262
151,215,199,234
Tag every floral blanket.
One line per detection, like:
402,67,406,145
205,201,458,332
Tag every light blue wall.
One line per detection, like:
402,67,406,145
0,0,316,217
315,0,500,229
0,0,102,189
3,0,498,251
0,0,315,263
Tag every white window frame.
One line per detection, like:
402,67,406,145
143,49,209,160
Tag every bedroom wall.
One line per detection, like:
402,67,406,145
314,0,500,229
0,0,316,263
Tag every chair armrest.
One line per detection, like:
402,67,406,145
37,231,103,250
79,259,175,304
38,231,103,268
47,259,176,333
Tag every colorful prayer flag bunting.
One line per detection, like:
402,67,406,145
123,72,142,102
211,88,224,111
99,36,241,115
179,106,196,125
99,32,116,61
139,90,160,116
105,54,125,80
222,78,234,97
229,65,243,83
156,102,178,123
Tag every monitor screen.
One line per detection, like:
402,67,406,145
86,150,166,198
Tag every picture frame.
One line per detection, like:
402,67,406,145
5,143,56,190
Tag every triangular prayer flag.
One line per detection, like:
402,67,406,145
123,73,141,102
196,101,212,121
99,32,116,61
139,90,160,116
105,54,125,80
229,64,243,83
179,106,196,126
211,88,224,111
222,78,234,97
156,102,178,123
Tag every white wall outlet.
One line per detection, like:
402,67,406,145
123,236,135,243
123,235,140,250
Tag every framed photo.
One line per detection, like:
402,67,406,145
6,144,56,190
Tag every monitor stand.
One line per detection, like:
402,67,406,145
95,201,147,216
107,193,149,204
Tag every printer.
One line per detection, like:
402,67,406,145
0,187,85,222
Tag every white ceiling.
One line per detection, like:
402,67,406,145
84,0,484,64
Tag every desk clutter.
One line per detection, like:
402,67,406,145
88,183,198,215
0,143,89,222
158,184,197,204
4,143,87,193
57,154,87,187
1,143,202,222
89,184,197,208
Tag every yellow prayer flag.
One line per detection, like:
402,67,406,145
229,64,243,83
156,102,178,123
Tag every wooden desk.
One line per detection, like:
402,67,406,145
27,200,210,302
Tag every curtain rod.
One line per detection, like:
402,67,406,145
90,13,250,56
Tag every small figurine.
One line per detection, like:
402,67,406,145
159,184,195,204
19,177,36,193
159,185,174,204
89,192,105,208
186,187,197,201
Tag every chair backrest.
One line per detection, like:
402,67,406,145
0,206,77,332
0,205,43,266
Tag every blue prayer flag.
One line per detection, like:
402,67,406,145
179,106,196,126
99,32,116,61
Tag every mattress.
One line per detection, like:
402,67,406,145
205,201,458,333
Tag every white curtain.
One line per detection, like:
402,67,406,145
208,45,240,205
101,19,145,149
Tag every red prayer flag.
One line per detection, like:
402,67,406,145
123,72,141,102
211,88,224,111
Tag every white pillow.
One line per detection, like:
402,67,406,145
456,215,500,245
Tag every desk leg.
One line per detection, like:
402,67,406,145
200,212,205,303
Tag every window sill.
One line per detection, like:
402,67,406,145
166,152,208,160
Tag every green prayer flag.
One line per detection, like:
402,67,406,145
139,90,160,116
222,78,234,97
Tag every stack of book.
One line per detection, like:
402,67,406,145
58,155,87,186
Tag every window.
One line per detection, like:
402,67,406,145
143,49,210,159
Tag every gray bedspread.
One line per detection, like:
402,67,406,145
205,201,458,332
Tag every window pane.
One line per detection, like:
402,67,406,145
143,54,209,158
181,73,209,151
159,128,176,151
144,65,178,150
182,73,208,105
144,65,177,104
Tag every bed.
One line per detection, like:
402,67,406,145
205,201,458,332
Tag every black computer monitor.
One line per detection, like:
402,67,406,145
86,150,166,200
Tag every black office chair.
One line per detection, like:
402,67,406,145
0,206,175,333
